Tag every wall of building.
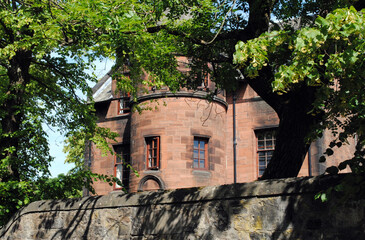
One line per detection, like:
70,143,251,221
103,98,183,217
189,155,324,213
310,130,356,176
226,84,279,183
225,83,313,183
129,94,228,192
89,113,131,194
2,175,364,240
90,78,354,195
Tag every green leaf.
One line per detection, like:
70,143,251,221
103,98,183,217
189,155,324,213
315,16,329,28
320,193,328,202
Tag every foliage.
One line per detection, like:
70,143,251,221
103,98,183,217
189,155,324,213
315,173,365,203
105,0,245,96
0,0,134,226
234,7,364,95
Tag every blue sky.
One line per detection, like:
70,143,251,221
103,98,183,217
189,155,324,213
48,58,114,177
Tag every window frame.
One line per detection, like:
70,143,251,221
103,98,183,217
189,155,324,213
113,144,130,191
145,136,160,170
193,137,208,170
117,92,131,115
256,128,277,177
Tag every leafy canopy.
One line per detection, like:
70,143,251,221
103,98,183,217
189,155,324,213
0,0,135,225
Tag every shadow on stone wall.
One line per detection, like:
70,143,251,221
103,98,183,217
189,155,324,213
125,186,240,239
266,176,364,240
37,197,101,239
1,175,364,239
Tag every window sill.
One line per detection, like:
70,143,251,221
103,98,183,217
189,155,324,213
116,113,131,117
192,170,211,177
144,170,161,174
104,114,130,121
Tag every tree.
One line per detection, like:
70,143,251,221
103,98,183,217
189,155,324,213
0,0,129,225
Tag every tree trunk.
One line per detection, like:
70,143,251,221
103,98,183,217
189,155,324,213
260,86,321,179
0,50,31,181
261,102,312,179
245,67,322,179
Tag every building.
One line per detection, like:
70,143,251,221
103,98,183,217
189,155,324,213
87,60,354,195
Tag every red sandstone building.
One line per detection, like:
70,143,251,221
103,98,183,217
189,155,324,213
87,63,354,195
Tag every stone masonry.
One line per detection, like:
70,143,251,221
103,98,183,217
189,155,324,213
1,175,364,239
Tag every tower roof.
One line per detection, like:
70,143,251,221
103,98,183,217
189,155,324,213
92,69,113,103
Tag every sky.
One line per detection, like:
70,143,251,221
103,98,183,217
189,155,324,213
47,58,115,177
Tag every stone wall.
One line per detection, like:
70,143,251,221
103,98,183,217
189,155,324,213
1,176,364,240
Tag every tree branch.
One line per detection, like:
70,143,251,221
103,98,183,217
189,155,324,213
0,18,14,43
29,73,78,105
30,59,84,104
244,66,284,113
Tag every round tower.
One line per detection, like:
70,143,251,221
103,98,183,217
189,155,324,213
129,91,228,192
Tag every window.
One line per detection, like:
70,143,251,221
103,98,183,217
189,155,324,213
256,129,276,177
118,93,130,115
193,137,208,169
196,72,209,91
113,145,130,190
146,137,160,170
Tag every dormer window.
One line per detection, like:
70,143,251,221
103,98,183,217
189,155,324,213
118,93,130,115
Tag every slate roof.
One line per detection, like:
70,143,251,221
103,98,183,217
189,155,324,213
92,69,113,103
